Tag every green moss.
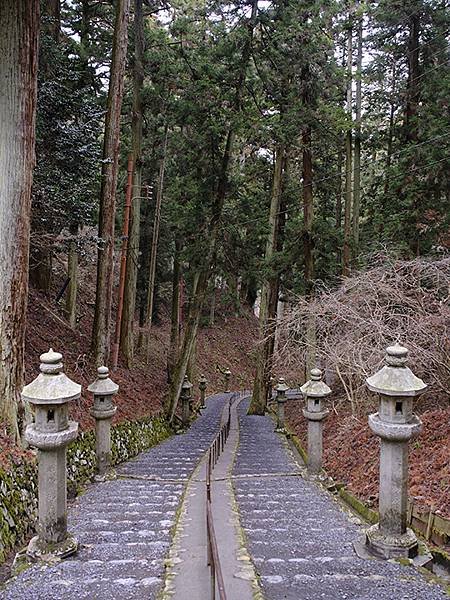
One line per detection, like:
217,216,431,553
338,488,379,524
0,415,172,565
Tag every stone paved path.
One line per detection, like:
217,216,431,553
233,399,447,600
1,393,229,600
164,393,255,600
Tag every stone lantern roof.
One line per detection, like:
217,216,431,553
199,374,207,386
366,343,427,397
182,375,193,394
300,368,331,398
275,377,289,394
22,349,81,405
87,366,119,397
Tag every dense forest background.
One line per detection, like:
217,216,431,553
0,0,448,437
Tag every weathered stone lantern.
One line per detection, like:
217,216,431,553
224,368,231,393
301,368,331,475
181,375,193,428
365,343,425,559
88,366,118,479
199,374,207,410
274,378,289,432
23,349,80,560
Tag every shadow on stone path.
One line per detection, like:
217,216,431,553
233,399,447,600
1,394,230,600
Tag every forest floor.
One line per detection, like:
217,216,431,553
286,396,450,520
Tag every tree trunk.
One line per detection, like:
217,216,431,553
248,145,285,415
302,126,314,288
167,237,182,383
302,124,317,375
120,0,144,368
66,224,79,328
336,145,343,268
352,9,363,258
406,12,421,255
273,298,284,357
167,0,259,421
381,61,396,238
143,126,169,359
209,283,216,326
29,245,52,294
0,0,39,440
186,334,197,383
45,0,60,42
342,21,353,276
91,0,130,366
111,155,134,369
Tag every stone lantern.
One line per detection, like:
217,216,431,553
88,366,118,479
181,375,193,428
301,368,331,475
23,349,80,560
274,378,289,432
224,368,231,393
199,374,207,410
365,343,425,559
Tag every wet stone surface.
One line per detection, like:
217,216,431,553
2,394,229,600
233,400,447,600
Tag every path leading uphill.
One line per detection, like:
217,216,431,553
2,393,447,600
1,394,231,600
233,398,447,600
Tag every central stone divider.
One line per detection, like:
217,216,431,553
162,391,261,600
1,393,230,600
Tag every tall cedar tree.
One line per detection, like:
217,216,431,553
0,0,39,439
92,0,130,365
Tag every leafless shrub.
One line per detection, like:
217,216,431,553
275,255,450,411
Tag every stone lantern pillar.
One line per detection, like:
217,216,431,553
274,378,289,432
23,349,80,560
301,368,331,475
181,375,193,428
199,374,207,409
224,368,231,393
365,343,425,559
88,366,118,479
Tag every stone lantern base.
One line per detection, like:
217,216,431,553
27,532,78,561
365,523,418,559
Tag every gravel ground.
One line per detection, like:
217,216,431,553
233,399,448,600
1,393,229,600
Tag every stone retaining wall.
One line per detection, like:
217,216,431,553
0,416,171,562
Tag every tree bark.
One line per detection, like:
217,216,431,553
91,0,130,366
120,0,144,367
342,21,353,276
209,283,216,326
167,237,182,383
302,124,317,375
248,145,285,415
111,155,134,369
381,61,396,238
352,9,363,257
0,0,39,440
66,224,79,328
406,12,421,255
45,0,60,42
143,125,169,359
302,126,314,287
